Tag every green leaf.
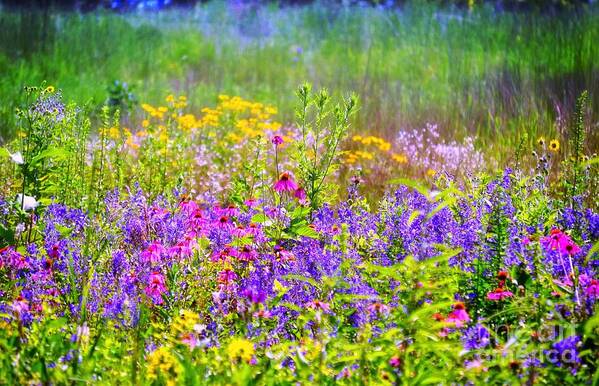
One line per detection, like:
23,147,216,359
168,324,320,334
585,240,599,264
292,224,319,239
30,147,71,165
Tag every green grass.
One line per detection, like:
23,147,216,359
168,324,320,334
0,2,597,160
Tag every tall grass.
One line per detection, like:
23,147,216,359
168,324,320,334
0,2,597,159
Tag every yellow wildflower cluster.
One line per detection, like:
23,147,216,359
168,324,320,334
216,95,281,139
345,150,374,164
352,135,392,152
141,104,168,120
227,338,255,363
172,309,200,335
131,93,282,150
146,346,182,386
391,153,408,164
165,94,188,109
345,134,406,165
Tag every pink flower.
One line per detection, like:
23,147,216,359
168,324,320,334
274,245,296,262
181,333,199,349
244,198,258,208
168,237,196,259
246,223,262,237
11,296,29,317
217,269,238,289
541,228,566,251
211,246,238,263
367,302,391,318
389,356,402,368
145,271,167,305
141,241,166,264
305,300,331,312
271,135,284,146
219,204,239,218
253,309,272,319
446,302,470,327
179,198,199,214
238,245,257,262
586,280,599,298
294,187,307,202
487,287,514,301
215,215,234,231
540,228,580,256
233,225,248,238
560,239,581,256
274,172,298,193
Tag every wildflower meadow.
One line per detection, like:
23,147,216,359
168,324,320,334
0,1,598,385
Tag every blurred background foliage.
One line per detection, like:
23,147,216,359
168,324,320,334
0,0,597,163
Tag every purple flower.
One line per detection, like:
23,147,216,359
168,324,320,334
461,324,490,350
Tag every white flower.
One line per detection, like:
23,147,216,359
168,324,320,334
9,151,24,165
16,194,38,211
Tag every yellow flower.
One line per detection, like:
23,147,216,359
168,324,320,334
165,94,175,103
147,347,182,383
392,153,408,164
173,309,200,334
44,86,55,93
537,136,546,146
108,126,120,139
142,119,150,128
426,169,436,177
227,338,255,362
549,139,560,152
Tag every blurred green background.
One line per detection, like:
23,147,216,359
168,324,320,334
0,1,597,160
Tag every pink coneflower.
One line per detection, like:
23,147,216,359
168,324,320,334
145,271,167,305
446,302,470,327
179,198,199,214
11,295,29,317
244,198,258,208
487,287,514,301
141,241,166,264
367,302,391,318
215,215,234,231
169,237,195,259
586,279,599,298
274,172,298,193
560,239,581,256
190,212,208,234
233,225,248,238
305,300,331,312
217,269,238,286
274,245,296,262
253,309,272,319
294,187,307,202
246,222,262,237
541,228,566,251
219,204,239,218
211,246,238,263
238,245,258,262
6,249,30,270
